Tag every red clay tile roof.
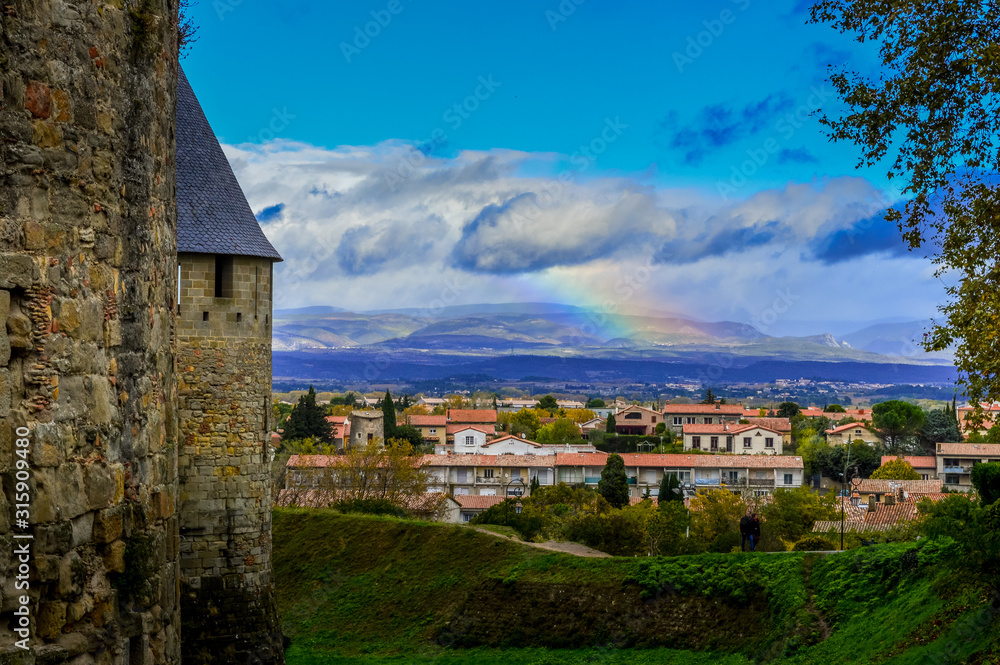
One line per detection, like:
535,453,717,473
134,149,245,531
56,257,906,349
879,455,936,469
556,452,803,469
481,434,542,447
276,489,445,512
682,423,782,436
855,478,943,494
420,454,554,468
826,422,877,435
446,424,496,435
454,495,508,510
937,442,1000,456
408,415,448,426
448,409,498,423
743,417,792,432
662,404,744,415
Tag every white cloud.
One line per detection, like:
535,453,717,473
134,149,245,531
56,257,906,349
224,139,943,326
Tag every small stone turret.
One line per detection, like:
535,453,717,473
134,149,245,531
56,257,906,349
174,68,284,664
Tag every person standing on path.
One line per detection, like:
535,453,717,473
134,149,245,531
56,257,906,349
739,510,753,551
751,513,762,552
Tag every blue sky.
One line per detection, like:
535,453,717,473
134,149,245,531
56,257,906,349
183,0,945,337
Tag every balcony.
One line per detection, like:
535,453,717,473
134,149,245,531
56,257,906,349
747,479,775,486
942,465,965,474
694,478,719,485
476,477,500,484
584,477,601,484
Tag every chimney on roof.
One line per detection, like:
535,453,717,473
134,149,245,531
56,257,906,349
867,499,877,513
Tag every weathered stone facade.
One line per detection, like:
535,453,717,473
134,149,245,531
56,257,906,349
349,411,383,448
0,1,181,663
175,253,282,664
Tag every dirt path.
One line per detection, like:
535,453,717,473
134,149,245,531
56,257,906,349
470,527,611,558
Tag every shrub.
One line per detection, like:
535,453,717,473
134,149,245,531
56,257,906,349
971,461,1000,505
333,498,408,518
792,535,835,552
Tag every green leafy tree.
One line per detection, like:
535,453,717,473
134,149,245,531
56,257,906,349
510,408,542,438
605,414,617,434
777,402,801,419
536,394,559,412
921,409,962,448
972,462,1000,506
809,2,1000,422
536,418,581,444
870,458,922,481
760,486,838,545
598,453,630,509
586,397,606,408
283,386,333,443
872,401,926,452
392,424,423,449
689,489,745,553
530,475,541,494
382,389,397,442
825,404,846,413
658,473,683,504
919,495,1000,583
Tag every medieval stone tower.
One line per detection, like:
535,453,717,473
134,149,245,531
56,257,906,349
173,68,284,664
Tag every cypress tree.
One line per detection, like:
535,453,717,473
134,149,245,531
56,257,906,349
284,386,333,443
606,413,617,434
658,473,683,504
598,453,630,509
382,389,397,442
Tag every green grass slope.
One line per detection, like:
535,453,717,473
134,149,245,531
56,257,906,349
273,509,1000,664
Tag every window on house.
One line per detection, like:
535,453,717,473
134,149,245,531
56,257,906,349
483,469,495,478
457,469,468,483
367,433,373,442
726,436,733,452
214,255,234,298
429,428,436,434
710,436,719,451
692,436,701,450
765,438,774,448
704,417,713,424
686,417,695,424
202,311,209,321
743,437,752,448
673,417,682,425
652,416,657,423
784,473,793,485
465,435,475,446
624,412,642,419
945,474,960,484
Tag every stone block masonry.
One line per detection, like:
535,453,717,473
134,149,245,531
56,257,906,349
175,253,283,664
0,0,181,663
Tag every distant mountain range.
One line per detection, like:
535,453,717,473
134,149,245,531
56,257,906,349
272,302,950,365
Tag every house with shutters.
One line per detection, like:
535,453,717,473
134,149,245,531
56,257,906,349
880,455,938,481
613,405,662,435
682,423,785,455
407,414,447,444
825,422,880,446
662,403,745,434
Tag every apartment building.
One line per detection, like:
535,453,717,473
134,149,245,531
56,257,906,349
936,442,1000,490
682,423,785,455
662,403,744,434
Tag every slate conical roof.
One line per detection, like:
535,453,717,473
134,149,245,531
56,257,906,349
176,67,282,261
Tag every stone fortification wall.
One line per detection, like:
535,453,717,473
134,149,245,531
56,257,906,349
0,1,180,663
